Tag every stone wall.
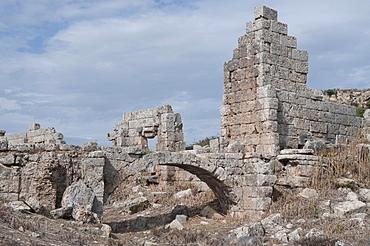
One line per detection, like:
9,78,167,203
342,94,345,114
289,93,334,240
0,6,369,222
220,6,363,156
107,105,185,152
0,123,65,149
145,151,277,218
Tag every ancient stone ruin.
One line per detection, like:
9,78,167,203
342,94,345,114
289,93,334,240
107,105,185,152
0,6,369,225
220,6,362,156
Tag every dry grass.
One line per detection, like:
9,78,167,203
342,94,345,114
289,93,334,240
270,130,370,245
0,199,108,246
148,181,217,211
312,130,370,191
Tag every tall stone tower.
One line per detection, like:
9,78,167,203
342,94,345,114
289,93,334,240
220,6,361,156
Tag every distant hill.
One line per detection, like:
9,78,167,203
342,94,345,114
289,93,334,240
322,88,370,108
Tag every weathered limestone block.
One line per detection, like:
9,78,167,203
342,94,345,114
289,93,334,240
271,21,288,35
309,121,328,133
241,197,272,211
29,123,41,131
243,186,273,198
277,176,311,187
0,141,7,151
62,181,95,208
72,205,100,223
333,200,366,218
82,158,104,217
246,19,271,33
50,206,73,219
280,35,297,48
0,153,15,165
254,6,278,21
0,165,20,200
20,160,58,211
244,160,274,174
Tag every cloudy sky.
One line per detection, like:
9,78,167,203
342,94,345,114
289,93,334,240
1,0,370,147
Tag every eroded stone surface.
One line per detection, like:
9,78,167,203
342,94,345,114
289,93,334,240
107,105,185,152
220,5,363,156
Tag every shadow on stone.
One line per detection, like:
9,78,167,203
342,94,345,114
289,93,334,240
161,163,236,213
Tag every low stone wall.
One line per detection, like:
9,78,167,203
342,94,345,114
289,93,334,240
0,123,65,148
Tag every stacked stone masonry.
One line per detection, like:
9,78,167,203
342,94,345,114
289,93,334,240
0,6,369,222
0,123,65,149
0,142,277,218
220,6,363,156
107,105,185,152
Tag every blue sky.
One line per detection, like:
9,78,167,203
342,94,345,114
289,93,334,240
1,0,370,147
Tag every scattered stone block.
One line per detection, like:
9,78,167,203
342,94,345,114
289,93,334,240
333,200,366,217
62,181,95,209
175,214,187,223
173,189,193,199
288,228,302,242
236,236,263,246
167,219,184,230
72,205,100,223
125,196,150,214
261,213,284,233
304,228,324,238
298,188,318,199
358,189,370,202
100,224,112,238
50,207,73,219
6,201,32,213
24,197,49,216
200,206,223,219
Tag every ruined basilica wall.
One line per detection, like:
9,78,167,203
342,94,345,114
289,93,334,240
220,6,363,156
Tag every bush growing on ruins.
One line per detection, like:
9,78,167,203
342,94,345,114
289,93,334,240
366,99,370,108
356,107,366,117
186,135,219,149
324,89,337,97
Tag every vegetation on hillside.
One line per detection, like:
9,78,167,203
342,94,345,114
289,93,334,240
186,135,219,149
323,89,337,97
356,107,366,117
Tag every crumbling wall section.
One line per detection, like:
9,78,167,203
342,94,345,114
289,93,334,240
107,105,185,152
0,123,65,148
220,6,363,156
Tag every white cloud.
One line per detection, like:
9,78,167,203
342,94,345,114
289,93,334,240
0,97,21,111
0,0,369,146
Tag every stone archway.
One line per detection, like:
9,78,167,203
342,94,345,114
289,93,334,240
160,163,235,212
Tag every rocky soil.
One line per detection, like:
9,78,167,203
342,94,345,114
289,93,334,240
323,88,370,109
1,170,369,246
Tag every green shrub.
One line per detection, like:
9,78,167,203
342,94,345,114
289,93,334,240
324,89,337,97
186,135,219,149
366,99,370,108
356,107,366,117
